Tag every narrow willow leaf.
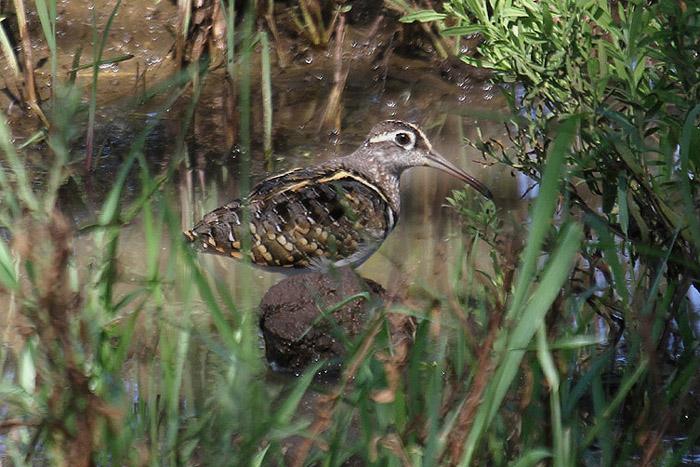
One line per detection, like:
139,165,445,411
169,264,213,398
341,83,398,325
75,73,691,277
441,25,483,36
400,10,448,23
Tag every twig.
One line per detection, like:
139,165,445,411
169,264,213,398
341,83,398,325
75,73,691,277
13,0,46,122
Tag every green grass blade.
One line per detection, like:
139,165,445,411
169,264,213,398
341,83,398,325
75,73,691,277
0,116,38,212
537,325,569,467
33,0,57,91
678,104,700,260
505,116,579,322
0,237,18,291
0,18,20,79
97,82,188,228
459,117,582,464
85,0,123,170
33,0,56,53
580,358,648,449
68,53,134,72
251,444,271,467
562,348,614,418
274,361,324,427
512,448,552,467
461,221,583,465
260,31,273,162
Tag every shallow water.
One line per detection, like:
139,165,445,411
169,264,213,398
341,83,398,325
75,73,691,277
1,1,520,301
0,0,518,392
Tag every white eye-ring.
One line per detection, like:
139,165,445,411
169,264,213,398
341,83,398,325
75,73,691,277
369,129,416,148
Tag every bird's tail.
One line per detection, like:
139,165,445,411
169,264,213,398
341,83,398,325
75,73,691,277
183,229,197,243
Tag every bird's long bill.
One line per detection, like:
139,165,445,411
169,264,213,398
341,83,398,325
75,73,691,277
427,151,493,199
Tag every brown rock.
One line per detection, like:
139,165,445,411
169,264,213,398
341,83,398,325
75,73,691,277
259,267,390,370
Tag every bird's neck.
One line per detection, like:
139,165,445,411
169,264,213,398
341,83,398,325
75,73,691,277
329,154,403,215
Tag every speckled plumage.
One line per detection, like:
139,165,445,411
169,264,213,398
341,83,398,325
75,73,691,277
184,120,492,272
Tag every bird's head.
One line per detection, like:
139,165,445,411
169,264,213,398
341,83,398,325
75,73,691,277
362,120,493,199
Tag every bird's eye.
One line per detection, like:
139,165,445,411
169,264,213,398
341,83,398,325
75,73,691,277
395,132,412,147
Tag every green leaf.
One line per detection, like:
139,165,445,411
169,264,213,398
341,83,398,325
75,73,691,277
459,55,496,70
678,104,700,259
0,238,17,291
67,53,134,72
251,444,271,467
441,25,484,36
274,361,324,426
617,174,629,236
501,7,529,19
34,0,56,52
581,357,648,448
546,335,601,350
461,221,583,466
18,341,36,393
0,17,20,79
512,448,552,467
400,10,448,23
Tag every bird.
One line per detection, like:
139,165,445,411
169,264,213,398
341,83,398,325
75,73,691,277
184,120,492,273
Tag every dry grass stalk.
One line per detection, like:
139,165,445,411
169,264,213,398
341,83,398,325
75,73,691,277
318,10,348,133
12,0,46,123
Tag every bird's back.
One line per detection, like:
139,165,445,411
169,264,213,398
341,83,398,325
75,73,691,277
185,163,398,271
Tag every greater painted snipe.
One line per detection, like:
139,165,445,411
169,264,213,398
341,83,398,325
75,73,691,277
184,120,492,272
